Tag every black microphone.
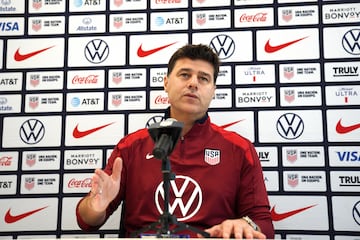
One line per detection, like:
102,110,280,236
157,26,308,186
148,118,184,160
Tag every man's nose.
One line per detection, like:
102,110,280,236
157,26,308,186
188,75,198,88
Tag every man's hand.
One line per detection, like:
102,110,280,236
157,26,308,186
198,219,266,239
89,157,122,212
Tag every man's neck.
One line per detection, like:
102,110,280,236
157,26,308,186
169,108,206,136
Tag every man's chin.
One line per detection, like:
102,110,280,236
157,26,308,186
183,108,207,119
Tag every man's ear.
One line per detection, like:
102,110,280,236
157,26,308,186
164,75,168,92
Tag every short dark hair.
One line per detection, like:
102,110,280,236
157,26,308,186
167,44,220,83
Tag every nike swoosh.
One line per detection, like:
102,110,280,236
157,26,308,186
336,119,360,134
14,46,55,61
264,37,308,53
5,206,48,223
137,42,177,57
73,122,115,138
270,204,316,221
220,119,245,129
146,153,154,160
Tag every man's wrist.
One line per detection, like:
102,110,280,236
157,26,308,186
242,216,260,231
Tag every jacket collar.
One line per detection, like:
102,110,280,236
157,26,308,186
164,107,210,138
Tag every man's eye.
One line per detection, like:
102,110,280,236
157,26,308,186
200,77,209,82
181,73,189,78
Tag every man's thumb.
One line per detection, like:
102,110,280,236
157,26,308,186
112,157,122,182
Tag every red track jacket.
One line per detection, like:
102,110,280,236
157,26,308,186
76,109,274,238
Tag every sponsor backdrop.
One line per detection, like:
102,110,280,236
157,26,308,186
0,0,359,239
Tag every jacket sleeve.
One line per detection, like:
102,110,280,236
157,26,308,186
237,142,275,239
76,145,124,231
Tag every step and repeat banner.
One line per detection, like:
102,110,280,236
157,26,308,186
0,0,359,239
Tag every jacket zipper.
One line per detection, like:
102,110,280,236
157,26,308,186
180,136,185,159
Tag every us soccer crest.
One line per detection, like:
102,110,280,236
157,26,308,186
204,149,220,165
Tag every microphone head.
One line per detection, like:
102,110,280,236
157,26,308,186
148,118,184,157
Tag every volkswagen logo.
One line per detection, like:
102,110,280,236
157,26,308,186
342,29,360,55
276,113,304,140
209,34,235,60
19,119,45,144
84,39,110,64
146,115,165,128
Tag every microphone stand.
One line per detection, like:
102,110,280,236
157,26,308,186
131,155,210,238
132,120,210,238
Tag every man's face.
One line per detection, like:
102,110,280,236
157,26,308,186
164,58,216,119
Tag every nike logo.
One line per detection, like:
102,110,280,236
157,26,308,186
336,119,360,134
5,206,48,223
270,204,316,221
264,36,308,53
137,42,177,57
220,119,245,129
73,122,115,138
146,153,154,160
14,46,55,61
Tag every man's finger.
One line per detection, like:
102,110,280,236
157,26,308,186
242,228,253,239
253,231,266,239
112,157,122,182
94,168,107,182
203,225,220,238
233,224,244,239
221,223,233,239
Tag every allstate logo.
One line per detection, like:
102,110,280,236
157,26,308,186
1,0,11,5
82,17,92,25
0,97,7,105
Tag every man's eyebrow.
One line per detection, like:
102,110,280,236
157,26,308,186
198,71,213,80
177,67,192,72
198,71,211,77
177,68,212,79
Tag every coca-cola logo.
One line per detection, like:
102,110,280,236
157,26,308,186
239,13,267,22
68,178,92,188
0,156,12,166
155,0,181,4
154,95,169,104
72,75,99,84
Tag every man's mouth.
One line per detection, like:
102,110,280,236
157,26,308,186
184,93,198,99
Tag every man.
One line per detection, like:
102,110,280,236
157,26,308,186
76,44,274,239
